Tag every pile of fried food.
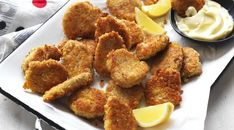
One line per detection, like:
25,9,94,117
21,0,202,129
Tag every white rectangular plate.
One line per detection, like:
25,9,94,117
0,0,233,130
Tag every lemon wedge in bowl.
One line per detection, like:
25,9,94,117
142,0,171,17
135,8,165,35
133,102,174,128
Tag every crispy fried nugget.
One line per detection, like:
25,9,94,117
145,68,182,106
22,45,61,73
94,31,125,77
152,42,183,74
181,47,202,82
60,40,94,77
63,1,106,39
69,87,106,118
136,34,170,60
172,0,205,17
95,16,143,49
122,20,144,49
143,0,158,5
79,39,97,56
58,39,97,56
106,49,149,88
106,81,143,109
43,72,93,102
23,60,68,94
104,96,137,130
107,0,141,21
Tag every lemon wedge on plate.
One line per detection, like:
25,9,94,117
142,0,172,17
135,8,165,35
133,102,174,128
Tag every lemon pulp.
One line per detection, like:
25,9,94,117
133,102,174,127
142,0,172,17
135,7,165,35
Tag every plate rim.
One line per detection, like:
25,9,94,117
0,0,233,129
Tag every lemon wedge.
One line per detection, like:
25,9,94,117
142,0,172,17
135,8,165,35
133,102,174,128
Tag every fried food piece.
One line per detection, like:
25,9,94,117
58,39,97,56
152,42,183,74
172,0,205,17
106,81,143,109
63,1,106,39
104,96,137,130
122,20,144,49
79,39,97,56
23,60,68,94
136,34,170,60
107,0,141,21
106,49,149,88
43,72,93,102
94,31,125,77
145,68,182,106
95,16,143,49
181,47,202,82
60,40,94,77
69,87,106,118
143,0,158,5
22,45,61,73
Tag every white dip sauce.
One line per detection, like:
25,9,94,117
176,0,234,41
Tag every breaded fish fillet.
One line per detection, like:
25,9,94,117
145,68,182,106
136,34,170,60
94,31,125,77
106,81,143,109
23,60,68,94
63,1,106,39
143,0,158,5
181,47,202,82
60,40,94,77
79,39,97,56
122,20,144,49
152,42,183,74
43,72,93,102
172,0,205,17
22,45,61,73
104,96,137,130
106,49,149,88
58,39,97,56
95,16,143,49
69,87,106,118
107,0,141,21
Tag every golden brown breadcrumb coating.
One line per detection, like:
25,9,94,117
60,40,94,78
104,96,137,130
43,72,93,102
152,42,183,74
172,0,205,17
107,0,141,21
136,34,170,60
106,81,144,109
22,45,61,73
181,47,202,82
122,20,144,49
69,87,106,119
143,0,159,5
106,49,149,88
145,68,182,106
94,31,125,77
95,16,143,49
63,1,106,39
23,60,68,94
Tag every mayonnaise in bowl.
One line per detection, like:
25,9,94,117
175,0,234,42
